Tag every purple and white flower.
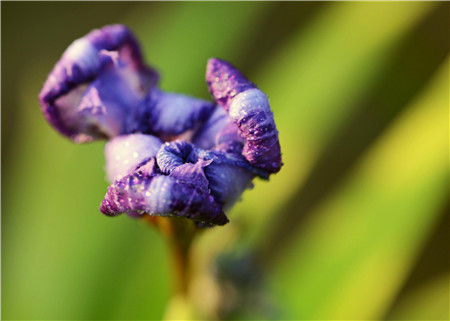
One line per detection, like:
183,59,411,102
39,25,282,226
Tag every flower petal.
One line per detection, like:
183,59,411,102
156,141,257,209
214,121,245,155
156,140,197,175
100,160,229,225
169,160,212,193
199,151,255,209
206,58,282,174
191,107,230,149
39,25,158,142
205,58,256,108
135,89,216,140
105,134,163,182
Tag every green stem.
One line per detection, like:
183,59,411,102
146,216,197,296
168,218,194,295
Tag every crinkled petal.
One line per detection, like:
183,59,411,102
72,51,149,140
156,141,257,209
156,140,197,175
39,24,158,142
206,58,282,174
134,89,216,140
105,133,163,182
100,160,228,225
169,160,212,193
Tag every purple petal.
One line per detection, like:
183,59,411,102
169,160,212,193
191,106,245,155
135,157,161,177
133,89,216,140
105,134,163,182
156,140,197,175
100,164,228,225
214,121,245,154
199,151,255,209
206,58,256,108
39,24,158,142
206,58,282,174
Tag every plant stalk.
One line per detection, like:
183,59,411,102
146,215,197,296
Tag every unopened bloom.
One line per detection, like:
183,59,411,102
39,25,282,226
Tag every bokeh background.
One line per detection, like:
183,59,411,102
2,2,449,320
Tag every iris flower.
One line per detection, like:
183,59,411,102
39,25,282,226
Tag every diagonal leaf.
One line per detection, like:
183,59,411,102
271,58,449,319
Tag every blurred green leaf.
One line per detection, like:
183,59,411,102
272,58,448,319
386,273,450,320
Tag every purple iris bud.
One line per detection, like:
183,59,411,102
38,25,158,143
102,139,253,224
40,25,283,226
206,58,282,174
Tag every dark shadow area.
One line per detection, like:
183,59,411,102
256,3,449,265
384,200,450,320
237,2,326,75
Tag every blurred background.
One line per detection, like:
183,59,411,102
2,2,448,320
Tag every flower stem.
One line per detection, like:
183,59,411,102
167,219,193,295
146,216,197,296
